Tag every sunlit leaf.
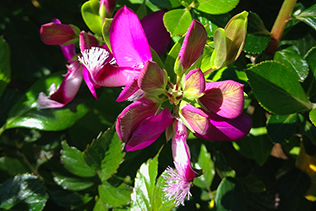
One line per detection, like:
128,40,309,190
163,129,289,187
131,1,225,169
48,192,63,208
163,9,192,37
294,4,316,31
81,0,103,35
99,181,131,207
246,61,312,115
0,174,48,210
53,172,95,191
194,0,239,15
61,141,97,177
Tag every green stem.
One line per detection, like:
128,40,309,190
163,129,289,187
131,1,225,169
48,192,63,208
266,0,297,55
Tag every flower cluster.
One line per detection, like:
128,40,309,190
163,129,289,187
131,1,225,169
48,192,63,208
38,3,252,207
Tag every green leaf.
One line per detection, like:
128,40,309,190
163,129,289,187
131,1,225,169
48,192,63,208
53,172,95,191
194,0,239,15
210,28,226,70
274,49,309,82
152,172,176,211
102,18,112,51
61,141,97,177
98,181,131,207
130,150,159,210
2,72,91,132
93,197,109,211
0,36,11,98
148,0,180,9
0,174,48,210
309,108,316,127
163,9,192,37
0,157,28,182
267,114,298,144
81,0,103,35
200,44,214,73
246,61,312,115
304,46,316,98
243,12,270,54
83,127,125,181
294,4,316,31
233,131,273,165
191,8,231,37
214,177,247,211
165,39,183,83
48,188,93,208
193,144,215,190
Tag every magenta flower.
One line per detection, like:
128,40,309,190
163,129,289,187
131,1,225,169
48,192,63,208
163,120,199,206
40,19,79,46
116,97,173,151
109,6,170,102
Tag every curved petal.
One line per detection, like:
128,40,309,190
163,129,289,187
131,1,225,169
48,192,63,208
172,120,198,181
183,68,205,100
95,65,139,87
82,66,98,99
116,98,159,143
179,102,209,135
195,113,252,141
38,62,83,109
141,10,170,56
126,108,173,151
198,80,244,119
116,78,140,102
110,6,152,67
79,31,99,52
60,43,76,62
40,22,77,45
178,20,207,70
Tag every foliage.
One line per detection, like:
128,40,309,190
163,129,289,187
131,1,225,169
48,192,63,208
1,0,316,210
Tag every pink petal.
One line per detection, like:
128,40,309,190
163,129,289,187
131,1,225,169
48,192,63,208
79,31,99,52
172,120,198,181
40,22,77,45
183,69,205,100
116,78,139,102
116,98,159,143
138,61,167,95
82,66,98,99
125,108,173,151
180,103,210,135
178,20,207,70
141,10,170,56
38,62,83,109
110,6,152,67
94,65,139,87
195,112,252,141
60,43,76,62
198,80,244,119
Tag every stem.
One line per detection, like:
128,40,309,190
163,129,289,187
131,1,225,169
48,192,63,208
266,0,297,55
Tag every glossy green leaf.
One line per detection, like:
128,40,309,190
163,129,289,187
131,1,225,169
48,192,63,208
0,157,28,182
148,0,180,9
0,36,11,98
214,177,247,211
309,108,316,127
2,72,91,132
102,18,112,51
191,8,231,37
304,46,316,98
152,171,176,211
163,9,192,37
274,49,309,82
48,189,93,208
194,0,239,15
61,141,97,177
267,114,298,144
243,12,270,54
233,131,273,165
0,174,48,210
200,44,214,73
53,172,95,191
130,150,159,210
246,61,312,115
294,4,316,31
98,182,131,207
210,28,226,70
93,197,109,211
83,127,124,181
193,144,215,190
81,0,103,35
